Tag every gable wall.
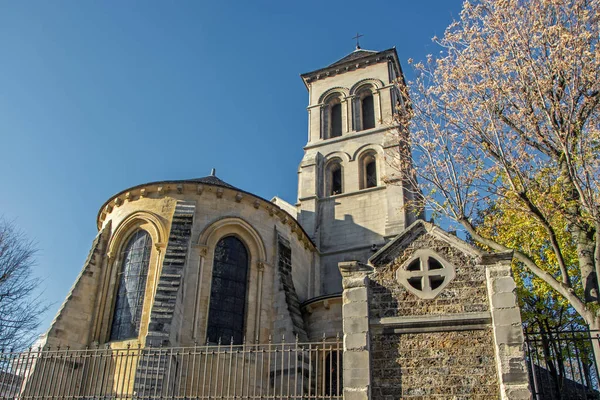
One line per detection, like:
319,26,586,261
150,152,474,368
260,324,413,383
367,230,500,399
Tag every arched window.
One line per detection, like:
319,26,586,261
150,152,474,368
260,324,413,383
321,96,343,139
361,94,375,130
326,161,343,196
330,103,342,138
359,153,378,189
110,230,152,341
206,236,249,345
353,87,376,131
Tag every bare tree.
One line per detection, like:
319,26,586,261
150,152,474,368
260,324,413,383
388,0,600,362
0,218,47,350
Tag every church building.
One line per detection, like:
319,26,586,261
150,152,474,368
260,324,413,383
15,46,532,399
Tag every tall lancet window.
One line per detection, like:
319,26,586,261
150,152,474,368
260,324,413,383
206,236,249,345
327,161,343,196
361,94,375,130
110,230,152,341
366,159,377,188
360,153,378,189
330,103,342,138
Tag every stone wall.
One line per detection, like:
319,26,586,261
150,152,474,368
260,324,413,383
371,329,499,399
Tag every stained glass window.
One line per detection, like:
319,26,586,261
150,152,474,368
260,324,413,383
110,230,152,341
206,236,249,345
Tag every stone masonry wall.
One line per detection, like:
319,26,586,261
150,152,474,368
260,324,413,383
371,329,499,399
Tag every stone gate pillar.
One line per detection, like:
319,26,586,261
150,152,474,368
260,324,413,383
339,261,373,400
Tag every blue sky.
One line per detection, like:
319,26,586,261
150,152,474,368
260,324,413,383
0,1,464,335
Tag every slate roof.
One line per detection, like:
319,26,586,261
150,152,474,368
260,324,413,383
189,175,238,189
328,49,378,67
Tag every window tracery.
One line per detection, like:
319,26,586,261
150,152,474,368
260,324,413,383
206,236,249,345
110,229,152,341
395,249,456,299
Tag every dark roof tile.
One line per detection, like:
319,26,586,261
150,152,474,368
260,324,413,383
328,49,378,67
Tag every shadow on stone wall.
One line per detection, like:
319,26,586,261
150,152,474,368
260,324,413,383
368,280,403,399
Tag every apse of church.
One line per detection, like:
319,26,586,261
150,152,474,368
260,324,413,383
11,46,532,400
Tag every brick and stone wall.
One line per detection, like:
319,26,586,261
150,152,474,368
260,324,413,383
371,329,499,399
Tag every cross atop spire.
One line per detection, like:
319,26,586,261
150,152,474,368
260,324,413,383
352,32,364,50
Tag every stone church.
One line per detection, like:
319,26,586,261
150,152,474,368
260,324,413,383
25,46,532,399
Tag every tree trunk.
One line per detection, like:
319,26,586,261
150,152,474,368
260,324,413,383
586,317,600,383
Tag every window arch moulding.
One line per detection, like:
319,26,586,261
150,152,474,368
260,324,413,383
196,217,268,344
109,229,153,341
99,212,167,344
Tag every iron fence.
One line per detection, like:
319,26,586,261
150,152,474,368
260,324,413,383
0,336,342,399
525,329,600,400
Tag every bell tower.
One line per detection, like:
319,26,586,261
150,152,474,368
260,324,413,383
297,46,420,295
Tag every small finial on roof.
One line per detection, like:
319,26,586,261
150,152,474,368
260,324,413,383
211,168,216,176
352,32,364,50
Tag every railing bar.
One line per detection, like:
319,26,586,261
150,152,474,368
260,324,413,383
571,330,588,396
3,349,18,399
336,339,341,398
119,348,131,398
232,342,239,399
128,346,138,399
202,345,209,400
190,344,198,399
99,348,113,400
217,340,224,398
307,343,312,399
55,349,68,398
4,351,17,399
300,345,305,399
533,336,544,398
241,341,248,399
329,345,333,399
27,347,41,396
207,347,214,399
112,349,125,399
181,346,190,398
89,348,100,397
564,331,577,384
280,340,284,400
164,348,173,399
294,338,298,400
65,350,78,399
2,350,12,398
35,348,51,396
256,345,262,400
226,340,233,399
286,341,291,398
266,339,271,400
153,347,163,398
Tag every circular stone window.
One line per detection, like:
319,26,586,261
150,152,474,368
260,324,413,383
395,249,456,299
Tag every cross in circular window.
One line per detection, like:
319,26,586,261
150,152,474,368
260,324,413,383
395,249,456,299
